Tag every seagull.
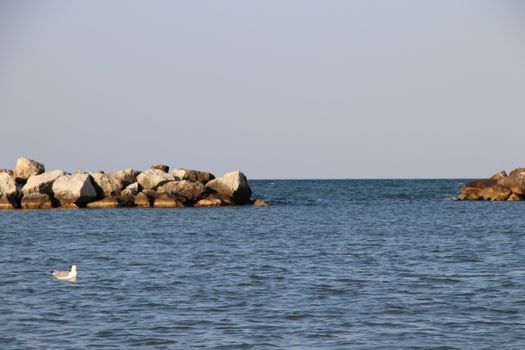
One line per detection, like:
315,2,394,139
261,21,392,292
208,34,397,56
49,264,77,281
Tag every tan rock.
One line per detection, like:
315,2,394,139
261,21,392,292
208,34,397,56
134,192,151,207
205,171,252,204
252,198,271,206
194,198,222,208
21,193,53,209
497,177,525,195
479,184,511,201
0,193,17,209
86,197,121,209
508,193,523,201
153,193,185,208
137,169,175,190
13,157,45,182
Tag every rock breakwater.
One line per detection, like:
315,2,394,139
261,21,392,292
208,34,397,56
0,157,270,209
458,168,525,201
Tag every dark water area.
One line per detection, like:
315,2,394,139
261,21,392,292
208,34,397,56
1,180,525,349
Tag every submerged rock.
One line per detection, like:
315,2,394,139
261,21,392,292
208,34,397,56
194,197,222,208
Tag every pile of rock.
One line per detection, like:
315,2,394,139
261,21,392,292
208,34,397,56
0,157,270,209
458,168,525,201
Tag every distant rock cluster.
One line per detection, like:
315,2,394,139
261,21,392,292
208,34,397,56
0,157,270,209
458,168,525,201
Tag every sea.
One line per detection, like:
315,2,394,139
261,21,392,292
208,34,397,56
1,179,524,349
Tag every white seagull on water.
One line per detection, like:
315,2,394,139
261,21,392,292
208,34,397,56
49,264,77,281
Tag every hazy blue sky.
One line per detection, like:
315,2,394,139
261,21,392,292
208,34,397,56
1,0,524,178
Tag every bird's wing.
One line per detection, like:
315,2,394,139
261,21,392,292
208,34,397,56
52,271,70,278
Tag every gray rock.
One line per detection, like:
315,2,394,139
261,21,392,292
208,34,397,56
170,168,215,184
52,173,97,207
0,173,18,199
22,170,66,195
14,157,45,182
205,171,252,204
137,169,175,190
90,172,123,198
157,180,207,204
121,182,141,197
107,168,139,187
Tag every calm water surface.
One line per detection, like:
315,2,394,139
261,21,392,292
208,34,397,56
1,180,525,349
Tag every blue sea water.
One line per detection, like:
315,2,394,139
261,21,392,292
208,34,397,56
1,179,525,349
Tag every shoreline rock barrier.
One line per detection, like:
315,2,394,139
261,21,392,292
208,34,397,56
0,157,270,209
458,168,525,201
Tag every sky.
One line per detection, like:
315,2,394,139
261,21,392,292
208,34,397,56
0,0,524,179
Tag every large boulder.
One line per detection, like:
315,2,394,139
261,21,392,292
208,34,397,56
157,180,207,204
107,168,139,188
497,177,525,195
170,168,215,184
21,193,53,209
205,171,252,204
0,172,18,200
137,169,175,190
479,184,511,201
13,157,45,182
457,179,497,201
52,173,97,207
22,170,66,196
90,172,123,198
